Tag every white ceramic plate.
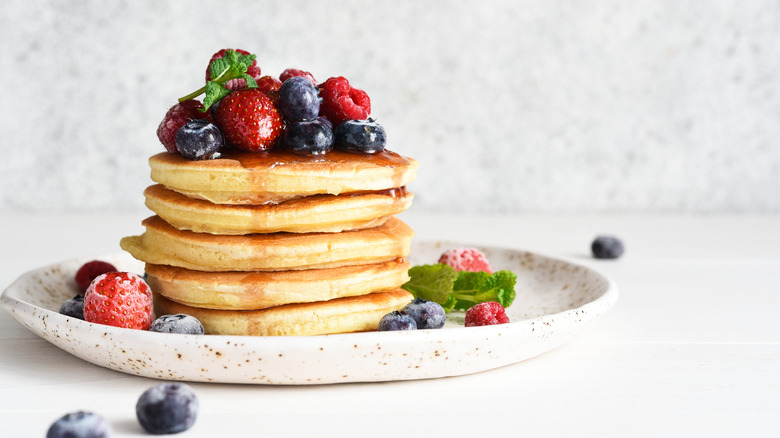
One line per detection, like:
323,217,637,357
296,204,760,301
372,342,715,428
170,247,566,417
1,241,617,385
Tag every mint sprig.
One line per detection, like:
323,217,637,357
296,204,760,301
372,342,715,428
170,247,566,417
178,49,258,111
401,264,517,312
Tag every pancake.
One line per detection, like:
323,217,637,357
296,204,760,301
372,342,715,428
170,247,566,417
153,289,414,336
143,184,413,235
149,149,419,205
145,259,411,310
120,216,414,272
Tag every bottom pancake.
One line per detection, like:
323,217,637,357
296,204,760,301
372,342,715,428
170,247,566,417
153,289,413,336
145,259,411,310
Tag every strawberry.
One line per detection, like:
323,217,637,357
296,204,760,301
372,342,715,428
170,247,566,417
318,76,371,126
83,272,153,330
214,89,283,151
205,48,262,91
280,68,317,86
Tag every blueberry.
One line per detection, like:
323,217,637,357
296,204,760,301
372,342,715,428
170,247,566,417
278,76,320,122
149,314,205,335
283,119,334,155
136,383,199,435
59,294,85,320
175,119,223,160
46,411,112,438
591,236,625,259
377,311,417,331
402,298,446,329
334,119,386,154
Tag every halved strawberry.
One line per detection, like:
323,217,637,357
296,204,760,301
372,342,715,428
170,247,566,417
214,89,283,152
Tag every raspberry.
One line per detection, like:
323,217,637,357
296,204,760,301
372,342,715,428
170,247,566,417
256,75,283,94
83,272,153,330
464,301,510,327
280,68,317,86
438,248,493,273
205,48,262,91
318,76,371,126
156,100,211,153
74,260,117,293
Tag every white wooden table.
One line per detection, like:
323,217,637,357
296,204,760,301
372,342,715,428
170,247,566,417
1,213,778,437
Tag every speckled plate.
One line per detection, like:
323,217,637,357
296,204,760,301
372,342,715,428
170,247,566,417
0,241,617,385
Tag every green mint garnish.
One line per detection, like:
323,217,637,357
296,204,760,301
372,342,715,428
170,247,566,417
401,264,517,312
178,49,258,111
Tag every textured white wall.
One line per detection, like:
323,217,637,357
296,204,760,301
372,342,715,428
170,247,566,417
2,0,779,213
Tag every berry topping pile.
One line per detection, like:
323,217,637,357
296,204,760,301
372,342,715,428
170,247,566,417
83,271,153,330
157,49,387,159
438,247,494,273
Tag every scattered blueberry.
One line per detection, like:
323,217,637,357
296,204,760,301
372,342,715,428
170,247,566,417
149,314,205,335
59,295,85,320
402,298,446,329
46,411,112,438
136,383,199,435
591,236,625,259
278,76,320,122
377,311,417,331
334,118,386,154
175,119,224,160
283,119,334,155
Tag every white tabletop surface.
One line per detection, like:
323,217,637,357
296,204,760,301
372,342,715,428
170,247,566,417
1,212,779,437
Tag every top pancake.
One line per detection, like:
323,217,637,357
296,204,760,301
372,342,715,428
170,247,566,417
149,149,419,205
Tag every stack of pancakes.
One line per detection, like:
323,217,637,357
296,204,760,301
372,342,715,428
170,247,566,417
120,149,419,336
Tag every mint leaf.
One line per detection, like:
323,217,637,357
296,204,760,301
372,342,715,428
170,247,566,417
201,81,232,112
449,270,517,311
401,264,517,313
179,50,258,106
401,264,458,311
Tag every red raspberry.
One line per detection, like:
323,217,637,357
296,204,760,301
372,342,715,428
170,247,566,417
318,76,371,126
214,89,283,152
438,248,493,273
156,99,212,153
83,272,154,330
74,260,117,293
256,75,283,94
280,68,317,86
205,48,262,91
464,302,510,327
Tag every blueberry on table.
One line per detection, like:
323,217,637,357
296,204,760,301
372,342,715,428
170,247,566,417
402,298,446,329
46,411,112,438
149,314,205,335
175,119,224,160
59,295,85,320
283,119,334,155
591,236,625,259
334,119,386,154
136,383,199,434
377,311,417,331
278,76,320,122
